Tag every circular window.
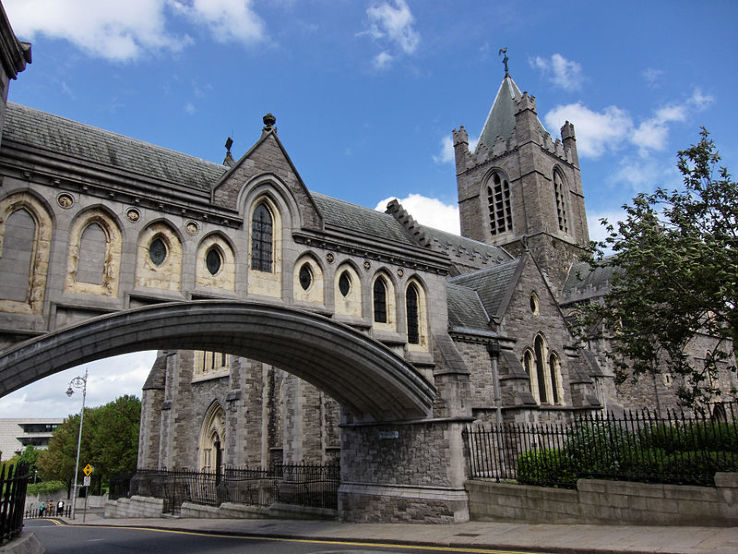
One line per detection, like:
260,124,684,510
530,292,539,315
338,271,351,297
299,263,312,291
206,247,222,276
149,237,167,266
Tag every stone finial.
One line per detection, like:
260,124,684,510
223,137,235,167
263,113,276,131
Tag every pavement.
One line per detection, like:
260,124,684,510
43,510,738,554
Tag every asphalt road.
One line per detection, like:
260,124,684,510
25,520,536,554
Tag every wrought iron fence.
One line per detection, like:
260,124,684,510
463,402,738,488
1,462,29,546
133,463,339,515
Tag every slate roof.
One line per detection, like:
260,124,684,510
448,258,521,321
447,283,489,331
311,192,416,245
423,225,512,264
477,75,548,151
3,103,227,191
561,259,619,304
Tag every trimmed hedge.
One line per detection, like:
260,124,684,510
516,420,738,487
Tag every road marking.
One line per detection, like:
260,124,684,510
50,522,537,554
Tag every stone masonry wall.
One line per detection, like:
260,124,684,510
467,472,738,526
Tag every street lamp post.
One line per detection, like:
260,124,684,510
66,369,88,520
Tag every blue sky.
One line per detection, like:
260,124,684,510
1,0,737,420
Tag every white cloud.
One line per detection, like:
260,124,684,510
630,89,712,155
544,102,633,158
642,68,664,88
587,209,624,244
631,104,685,154
530,53,583,91
688,88,714,111
185,102,196,114
433,133,479,164
5,0,190,61
4,0,265,62
609,154,680,191
170,0,264,45
0,352,157,419
373,51,394,70
366,0,419,54
361,0,419,69
375,194,460,234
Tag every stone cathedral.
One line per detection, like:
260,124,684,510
136,73,737,473
0,3,735,521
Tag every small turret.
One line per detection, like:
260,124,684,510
560,121,579,167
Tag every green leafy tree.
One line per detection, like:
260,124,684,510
37,395,141,493
580,129,737,407
16,445,40,476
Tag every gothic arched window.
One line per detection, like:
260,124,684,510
523,350,539,402
553,170,569,233
487,172,512,236
406,282,420,344
0,208,35,302
251,203,273,272
549,351,562,404
534,335,548,404
373,276,387,323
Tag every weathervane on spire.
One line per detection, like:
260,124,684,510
498,48,509,77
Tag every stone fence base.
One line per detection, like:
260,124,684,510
467,472,738,526
104,496,163,518
104,496,336,520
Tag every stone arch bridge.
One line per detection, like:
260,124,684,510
0,102,474,521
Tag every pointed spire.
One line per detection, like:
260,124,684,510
477,72,523,150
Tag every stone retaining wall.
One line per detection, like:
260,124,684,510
467,472,738,526
104,496,163,518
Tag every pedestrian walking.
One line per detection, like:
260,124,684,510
37,502,44,517
57,499,64,516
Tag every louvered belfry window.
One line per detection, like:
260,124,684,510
251,203,273,272
554,171,569,233
487,172,512,236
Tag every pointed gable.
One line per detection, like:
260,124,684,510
449,258,522,323
212,119,323,232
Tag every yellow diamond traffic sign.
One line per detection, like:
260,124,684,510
83,464,94,476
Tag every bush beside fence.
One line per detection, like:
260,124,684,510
464,403,738,488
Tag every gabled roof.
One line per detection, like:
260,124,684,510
449,258,522,322
422,225,511,264
4,103,227,191
447,283,490,331
312,193,416,245
561,259,619,305
477,75,549,151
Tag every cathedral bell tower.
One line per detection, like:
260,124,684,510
454,54,590,294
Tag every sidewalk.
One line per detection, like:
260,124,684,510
54,511,738,554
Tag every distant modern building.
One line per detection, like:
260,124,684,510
0,418,63,460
